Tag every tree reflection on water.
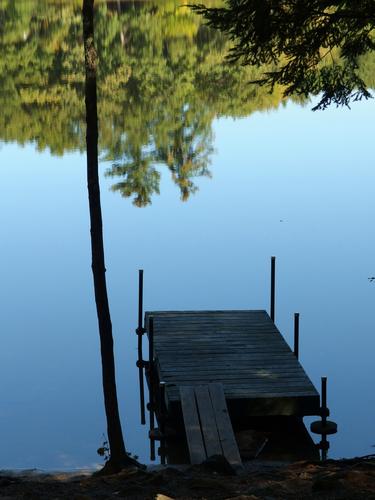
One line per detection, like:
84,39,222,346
1,0,375,204
0,0,288,203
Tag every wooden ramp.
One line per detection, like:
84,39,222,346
146,310,320,417
180,383,242,469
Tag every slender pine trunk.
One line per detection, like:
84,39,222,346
82,0,133,470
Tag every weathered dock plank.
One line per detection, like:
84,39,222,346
180,386,206,464
208,383,243,469
146,310,320,417
194,385,222,457
179,383,243,468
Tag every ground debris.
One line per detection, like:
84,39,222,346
0,457,374,499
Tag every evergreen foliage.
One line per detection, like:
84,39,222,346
192,1,375,109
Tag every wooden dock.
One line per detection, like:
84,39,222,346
145,310,320,418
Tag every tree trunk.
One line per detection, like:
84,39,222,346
82,0,134,471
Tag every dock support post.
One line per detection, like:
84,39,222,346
320,434,329,462
159,381,166,465
321,376,327,427
270,256,276,322
294,313,300,359
320,377,328,461
136,269,146,425
310,376,337,459
148,317,156,461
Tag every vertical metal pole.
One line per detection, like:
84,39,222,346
270,256,276,322
137,269,146,425
149,317,155,461
294,313,300,359
138,269,143,331
321,376,327,426
320,434,329,462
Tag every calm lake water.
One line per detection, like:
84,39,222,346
1,0,375,470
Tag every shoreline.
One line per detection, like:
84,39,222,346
1,455,374,499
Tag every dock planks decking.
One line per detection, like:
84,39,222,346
145,310,320,417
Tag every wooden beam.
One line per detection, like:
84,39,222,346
179,386,206,464
209,383,242,470
194,386,222,458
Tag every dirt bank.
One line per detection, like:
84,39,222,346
1,456,374,499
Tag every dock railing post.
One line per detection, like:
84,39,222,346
136,269,146,425
294,313,300,359
270,256,276,322
138,269,144,333
148,316,156,461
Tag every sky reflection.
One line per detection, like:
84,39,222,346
1,97,374,467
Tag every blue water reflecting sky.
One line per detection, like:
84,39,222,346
0,98,374,469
